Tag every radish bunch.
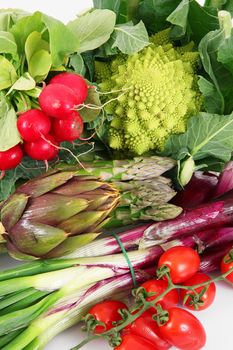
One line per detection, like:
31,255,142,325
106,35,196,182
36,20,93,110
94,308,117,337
0,73,88,177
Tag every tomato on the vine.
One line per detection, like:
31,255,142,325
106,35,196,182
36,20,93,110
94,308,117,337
88,300,127,334
158,246,200,283
180,273,216,311
140,279,179,309
159,307,206,350
221,250,233,283
114,334,156,350
123,310,171,350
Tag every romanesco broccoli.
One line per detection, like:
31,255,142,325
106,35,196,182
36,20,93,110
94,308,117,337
95,29,203,155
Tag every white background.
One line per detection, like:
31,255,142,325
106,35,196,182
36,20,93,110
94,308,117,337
0,0,233,349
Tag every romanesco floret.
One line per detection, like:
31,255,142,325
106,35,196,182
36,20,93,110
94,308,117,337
95,29,203,155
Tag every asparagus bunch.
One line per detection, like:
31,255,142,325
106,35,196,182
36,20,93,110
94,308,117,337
0,156,181,260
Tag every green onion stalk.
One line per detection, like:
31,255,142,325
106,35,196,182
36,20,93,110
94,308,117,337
0,248,158,349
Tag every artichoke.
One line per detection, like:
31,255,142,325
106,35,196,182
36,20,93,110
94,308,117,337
1,171,119,260
0,156,181,260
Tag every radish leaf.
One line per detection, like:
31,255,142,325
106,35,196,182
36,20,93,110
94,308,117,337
68,9,116,53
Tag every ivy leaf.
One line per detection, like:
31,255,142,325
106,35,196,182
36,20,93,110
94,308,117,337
0,56,17,91
68,9,116,53
0,95,21,151
112,20,149,54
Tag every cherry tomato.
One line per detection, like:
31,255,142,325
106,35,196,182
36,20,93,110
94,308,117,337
141,279,179,310
158,246,200,283
221,250,233,284
88,300,127,334
180,273,216,311
159,307,206,350
123,310,171,350
114,334,156,350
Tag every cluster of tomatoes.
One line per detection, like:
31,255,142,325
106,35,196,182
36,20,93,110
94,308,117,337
86,245,233,350
0,72,87,176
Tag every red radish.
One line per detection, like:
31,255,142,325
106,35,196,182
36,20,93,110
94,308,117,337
39,84,78,119
17,109,51,142
24,135,58,161
0,144,23,177
49,72,88,104
51,111,84,142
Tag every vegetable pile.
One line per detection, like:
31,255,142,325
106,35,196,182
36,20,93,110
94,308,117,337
0,0,233,349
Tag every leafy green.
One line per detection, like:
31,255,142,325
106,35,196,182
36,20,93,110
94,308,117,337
7,73,36,94
167,0,219,43
138,0,181,35
41,14,80,66
198,13,233,114
28,50,52,82
0,56,17,90
79,87,102,122
10,12,45,54
69,54,86,76
93,0,140,24
164,112,233,184
68,9,116,53
217,28,233,75
0,96,21,152
0,31,17,55
112,20,149,54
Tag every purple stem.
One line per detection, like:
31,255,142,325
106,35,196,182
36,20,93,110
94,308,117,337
200,243,233,273
142,190,233,244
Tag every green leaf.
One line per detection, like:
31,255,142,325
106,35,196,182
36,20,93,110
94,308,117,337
0,56,17,90
0,96,21,152
7,73,36,94
79,86,102,122
69,54,86,76
167,0,190,37
82,52,96,81
138,0,181,34
93,0,121,14
25,31,49,63
68,9,116,53
198,20,233,114
0,31,17,55
164,112,233,163
168,0,219,43
10,12,45,54
41,13,80,66
0,9,29,31
28,50,52,82
198,76,223,114
112,20,149,54
217,28,233,75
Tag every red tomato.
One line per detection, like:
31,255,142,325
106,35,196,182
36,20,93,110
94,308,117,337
159,307,206,350
123,310,171,350
158,246,200,283
180,273,216,311
221,250,233,283
114,334,156,350
141,279,179,310
88,300,127,334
